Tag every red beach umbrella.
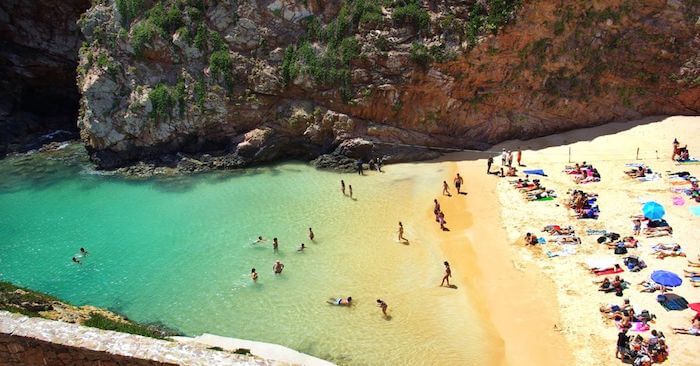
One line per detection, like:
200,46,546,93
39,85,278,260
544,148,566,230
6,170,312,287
689,303,700,313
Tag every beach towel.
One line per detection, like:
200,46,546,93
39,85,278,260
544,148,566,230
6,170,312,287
586,229,607,236
637,174,660,182
536,196,554,201
657,294,689,311
625,163,645,168
594,267,624,276
690,206,700,217
523,169,547,176
546,247,576,258
676,159,700,165
672,196,685,206
537,237,546,244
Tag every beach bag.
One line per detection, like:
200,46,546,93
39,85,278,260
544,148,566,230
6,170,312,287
597,236,607,244
608,232,621,241
615,246,628,255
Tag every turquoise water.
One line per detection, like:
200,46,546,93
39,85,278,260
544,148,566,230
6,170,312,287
0,145,498,365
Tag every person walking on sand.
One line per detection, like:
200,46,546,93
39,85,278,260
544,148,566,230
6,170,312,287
341,180,346,195
438,212,447,231
273,237,279,252
273,260,284,274
500,148,507,167
507,150,513,167
441,261,452,287
433,199,441,215
517,149,522,166
377,299,388,317
454,173,463,194
309,227,315,241
251,268,258,281
487,157,493,174
398,222,405,242
442,180,450,196
349,185,353,198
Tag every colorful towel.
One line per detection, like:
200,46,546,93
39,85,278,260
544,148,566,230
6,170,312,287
537,237,546,244
658,294,689,311
586,229,607,235
672,196,685,206
594,267,624,276
690,206,700,217
625,163,645,167
523,169,547,176
536,196,554,201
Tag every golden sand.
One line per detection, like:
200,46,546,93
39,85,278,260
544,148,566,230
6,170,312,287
487,116,700,365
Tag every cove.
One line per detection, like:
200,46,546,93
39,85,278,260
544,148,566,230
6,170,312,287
0,144,500,365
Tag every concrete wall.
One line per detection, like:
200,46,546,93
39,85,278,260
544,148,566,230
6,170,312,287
0,311,272,366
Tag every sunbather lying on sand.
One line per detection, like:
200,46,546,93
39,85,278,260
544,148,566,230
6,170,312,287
550,236,581,245
644,227,673,237
590,264,623,274
606,237,639,249
652,244,686,259
688,258,700,267
625,165,651,178
526,190,556,201
600,298,632,315
542,225,575,235
524,232,539,245
671,319,700,335
638,280,666,293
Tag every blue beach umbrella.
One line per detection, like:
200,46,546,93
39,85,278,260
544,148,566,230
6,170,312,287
642,201,665,220
650,270,682,287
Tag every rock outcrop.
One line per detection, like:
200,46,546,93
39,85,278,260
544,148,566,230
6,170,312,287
0,0,90,156
4,1,700,170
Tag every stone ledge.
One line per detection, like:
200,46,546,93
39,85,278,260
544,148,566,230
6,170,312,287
0,311,273,365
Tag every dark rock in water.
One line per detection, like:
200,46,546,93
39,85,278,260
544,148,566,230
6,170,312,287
311,154,359,172
91,149,125,170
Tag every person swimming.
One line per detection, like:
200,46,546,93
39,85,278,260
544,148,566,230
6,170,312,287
253,236,266,244
327,297,352,306
297,243,306,252
79,247,89,255
251,268,258,281
72,256,81,264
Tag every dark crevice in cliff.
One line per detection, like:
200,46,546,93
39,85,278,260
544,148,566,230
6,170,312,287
0,0,90,157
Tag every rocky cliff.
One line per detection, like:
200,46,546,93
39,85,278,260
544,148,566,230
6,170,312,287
10,0,700,170
0,0,90,156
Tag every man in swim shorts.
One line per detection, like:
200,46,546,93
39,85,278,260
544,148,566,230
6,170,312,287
273,260,284,274
273,238,279,252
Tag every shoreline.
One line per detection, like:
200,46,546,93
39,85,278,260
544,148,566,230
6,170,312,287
412,155,574,365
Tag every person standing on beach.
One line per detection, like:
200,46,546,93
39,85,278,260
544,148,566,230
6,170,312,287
442,181,450,196
500,148,507,167
398,222,405,242
517,149,522,166
251,268,258,281
309,227,315,241
349,185,353,198
341,180,346,195
672,139,680,161
273,238,279,252
454,173,464,194
487,157,493,174
440,261,452,287
356,159,364,175
273,260,284,274
507,150,513,167
377,299,388,317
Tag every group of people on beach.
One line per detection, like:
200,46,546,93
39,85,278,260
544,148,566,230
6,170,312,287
487,148,523,177
515,138,699,364
355,157,384,175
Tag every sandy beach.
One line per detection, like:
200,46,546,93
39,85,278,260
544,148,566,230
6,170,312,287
480,116,700,365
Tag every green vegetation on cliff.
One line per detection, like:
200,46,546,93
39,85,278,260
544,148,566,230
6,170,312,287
84,313,167,339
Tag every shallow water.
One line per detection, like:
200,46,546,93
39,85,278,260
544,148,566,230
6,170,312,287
0,145,498,365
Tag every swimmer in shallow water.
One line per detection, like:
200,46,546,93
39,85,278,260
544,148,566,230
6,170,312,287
251,268,258,281
80,247,89,255
327,297,352,306
308,227,315,241
273,260,284,274
253,236,267,244
72,256,81,264
297,243,306,252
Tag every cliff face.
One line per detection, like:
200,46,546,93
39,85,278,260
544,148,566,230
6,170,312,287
71,0,700,169
0,0,90,156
